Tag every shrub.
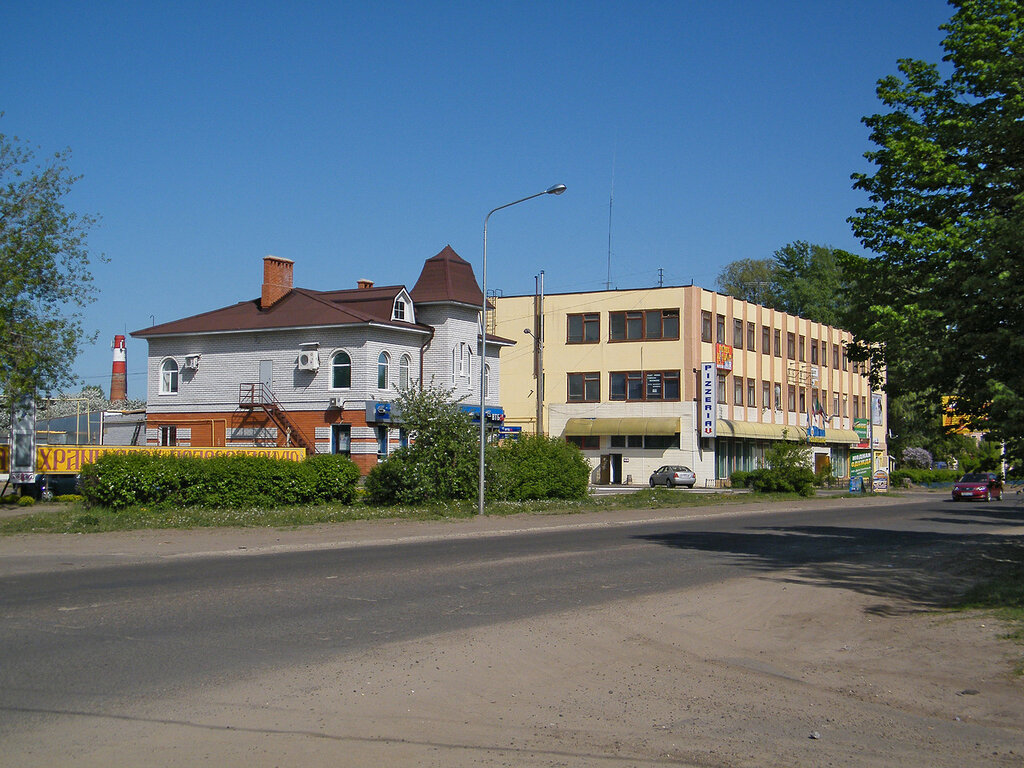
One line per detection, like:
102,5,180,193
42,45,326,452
79,451,360,510
729,470,751,488
901,446,933,469
749,436,815,496
890,468,961,485
17,495,35,507
487,436,590,501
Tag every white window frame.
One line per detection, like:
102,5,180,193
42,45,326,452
377,351,390,390
330,350,352,390
160,358,179,395
399,353,411,390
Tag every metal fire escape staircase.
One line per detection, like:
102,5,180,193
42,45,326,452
238,383,314,453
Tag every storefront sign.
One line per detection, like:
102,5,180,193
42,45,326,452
701,362,716,438
715,344,733,371
34,445,306,475
872,468,889,492
850,451,872,478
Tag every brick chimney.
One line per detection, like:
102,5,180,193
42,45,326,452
357,279,374,289
261,255,294,308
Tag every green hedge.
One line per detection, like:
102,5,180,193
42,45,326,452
890,468,962,485
79,452,360,510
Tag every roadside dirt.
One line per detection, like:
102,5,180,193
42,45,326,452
3,494,1023,766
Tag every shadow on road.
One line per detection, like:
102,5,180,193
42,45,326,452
635,502,1024,610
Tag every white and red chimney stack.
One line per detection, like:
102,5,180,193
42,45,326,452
110,334,127,402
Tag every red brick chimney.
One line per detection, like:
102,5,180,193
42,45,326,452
261,255,294,308
357,279,374,290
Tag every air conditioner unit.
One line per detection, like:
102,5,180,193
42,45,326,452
183,354,200,369
297,350,320,371
328,396,341,408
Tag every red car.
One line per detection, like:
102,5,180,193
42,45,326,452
951,472,1003,502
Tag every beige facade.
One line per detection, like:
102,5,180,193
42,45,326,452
492,286,887,486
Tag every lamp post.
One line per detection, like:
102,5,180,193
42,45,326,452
479,184,566,516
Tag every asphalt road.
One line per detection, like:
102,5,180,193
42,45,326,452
1,493,1020,739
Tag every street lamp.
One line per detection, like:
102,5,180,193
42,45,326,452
479,184,566,515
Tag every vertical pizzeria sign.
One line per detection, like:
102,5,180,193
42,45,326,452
701,362,716,438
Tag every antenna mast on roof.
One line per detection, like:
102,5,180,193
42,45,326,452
606,144,615,291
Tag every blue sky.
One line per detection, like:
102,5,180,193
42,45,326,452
2,1,952,397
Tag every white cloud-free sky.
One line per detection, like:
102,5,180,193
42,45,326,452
2,0,952,394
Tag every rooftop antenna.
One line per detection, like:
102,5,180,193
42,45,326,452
606,140,616,291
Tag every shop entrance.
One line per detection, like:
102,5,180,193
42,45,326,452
599,453,623,484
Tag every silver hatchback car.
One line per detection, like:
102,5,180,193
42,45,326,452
649,465,696,488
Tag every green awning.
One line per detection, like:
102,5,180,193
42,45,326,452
716,420,864,445
564,417,681,437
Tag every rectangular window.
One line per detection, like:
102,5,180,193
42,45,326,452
568,435,600,450
788,385,796,412
701,311,713,343
377,425,390,459
610,434,644,448
567,372,600,402
842,395,848,417
774,329,782,358
810,339,818,364
787,332,795,360
833,392,840,416
799,388,806,413
842,348,849,371
610,370,679,401
644,433,680,450
733,377,744,405
762,325,771,355
332,424,351,455
821,341,828,367
747,378,756,407
774,383,783,410
798,335,805,362
762,380,771,409
733,318,744,349
160,426,177,447
609,309,679,341
717,375,727,404
853,397,860,419
747,322,756,351
716,314,726,343
567,313,600,344
833,344,841,369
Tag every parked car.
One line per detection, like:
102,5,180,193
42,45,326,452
951,472,1003,502
649,465,696,488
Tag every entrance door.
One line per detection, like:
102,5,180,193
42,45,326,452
610,453,623,484
599,455,611,485
259,360,273,400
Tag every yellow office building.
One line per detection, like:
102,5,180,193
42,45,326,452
492,286,886,486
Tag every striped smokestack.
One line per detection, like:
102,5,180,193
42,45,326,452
110,334,127,402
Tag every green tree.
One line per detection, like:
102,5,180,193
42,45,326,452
846,0,1024,451
1,127,101,402
714,258,775,306
363,384,479,505
714,242,859,327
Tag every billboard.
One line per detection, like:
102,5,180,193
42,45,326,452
34,445,306,475
10,396,36,483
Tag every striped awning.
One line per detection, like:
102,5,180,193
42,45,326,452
563,417,681,436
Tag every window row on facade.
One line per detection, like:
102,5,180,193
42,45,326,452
699,311,851,368
567,309,680,343
568,433,681,451
157,350,415,395
568,369,868,417
568,370,681,402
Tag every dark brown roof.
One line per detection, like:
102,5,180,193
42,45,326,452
131,284,426,338
410,245,484,306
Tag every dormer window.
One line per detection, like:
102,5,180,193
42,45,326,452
393,297,405,321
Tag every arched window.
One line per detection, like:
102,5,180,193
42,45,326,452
399,354,411,390
331,351,351,389
160,359,179,395
377,352,390,389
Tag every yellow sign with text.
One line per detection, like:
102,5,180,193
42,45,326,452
33,445,306,474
